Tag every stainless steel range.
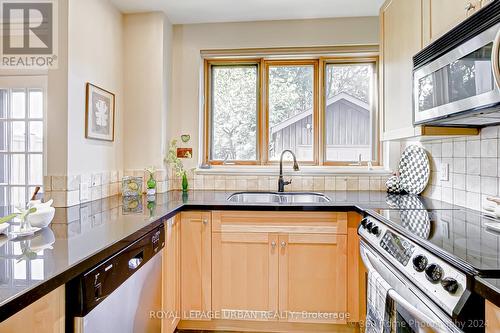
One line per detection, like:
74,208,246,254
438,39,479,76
359,209,487,333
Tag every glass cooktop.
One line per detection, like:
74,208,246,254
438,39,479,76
373,208,500,275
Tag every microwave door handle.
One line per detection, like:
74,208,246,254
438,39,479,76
387,289,447,333
492,29,500,89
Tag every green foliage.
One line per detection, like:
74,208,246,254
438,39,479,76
165,140,185,177
0,207,37,224
269,66,314,128
212,66,257,160
325,64,370,102
145,166,156,177
210,63,372,161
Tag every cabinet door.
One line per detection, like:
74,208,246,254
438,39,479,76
486,300,500,333
0,286,65,333
180,211,211,320
423,0,480,45
212,232,278,320
162,217,181,333
278,233,347,324
381,0,422,140
347,212,366,323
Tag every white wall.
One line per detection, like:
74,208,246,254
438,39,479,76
47,0,69,176
170,17,379,168
67,0,124,175
123,12,172,170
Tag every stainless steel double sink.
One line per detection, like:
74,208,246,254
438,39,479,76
227,191,330,204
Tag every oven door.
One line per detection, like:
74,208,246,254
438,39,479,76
360,242,463,333
413,22,500,125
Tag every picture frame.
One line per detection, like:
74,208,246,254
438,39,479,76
85,82,115,141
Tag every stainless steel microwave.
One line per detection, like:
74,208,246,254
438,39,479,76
413,1,500,126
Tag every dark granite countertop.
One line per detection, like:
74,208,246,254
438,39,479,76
0,189,498,321
475,277,500,308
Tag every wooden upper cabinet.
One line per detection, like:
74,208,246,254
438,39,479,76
423,0,481,45
379,0,483,141
212,232,279,320
180,211,212,320
380,0,422,140
162,217,181,333
278,233,348,324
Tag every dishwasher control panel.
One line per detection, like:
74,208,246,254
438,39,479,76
68,224,165,317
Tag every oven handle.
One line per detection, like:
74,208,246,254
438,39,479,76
492,28,500,89
387,289,443,333
360,243,453,333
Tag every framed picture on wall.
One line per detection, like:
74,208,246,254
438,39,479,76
85,83,115,141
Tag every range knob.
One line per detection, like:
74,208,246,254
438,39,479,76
371,225,380,236
412,255,428,272
425,263,443,283
360,218,369,228
441,277,459,294
366,222,374,232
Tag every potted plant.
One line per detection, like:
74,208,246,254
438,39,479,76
165,139,192,192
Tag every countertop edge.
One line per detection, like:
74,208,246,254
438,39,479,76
4,196,500,322
0,202,365,323
474,277,500,309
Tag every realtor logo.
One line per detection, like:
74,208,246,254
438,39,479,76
0,0,58,68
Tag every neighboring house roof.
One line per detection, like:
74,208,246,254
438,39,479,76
269,92,370,134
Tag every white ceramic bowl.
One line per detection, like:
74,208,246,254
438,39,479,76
27,206,55,228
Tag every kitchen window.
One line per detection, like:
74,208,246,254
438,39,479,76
203,56,378,166
207,61,260,163
0,79,45,206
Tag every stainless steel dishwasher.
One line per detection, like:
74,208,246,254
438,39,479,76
66,224,165,333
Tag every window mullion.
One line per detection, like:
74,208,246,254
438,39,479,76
25,88,29,203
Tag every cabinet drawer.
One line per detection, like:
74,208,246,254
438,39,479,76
212,211,347,234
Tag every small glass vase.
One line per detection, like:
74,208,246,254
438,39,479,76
147,173,157,195
19,214,31,232
181,172,188,192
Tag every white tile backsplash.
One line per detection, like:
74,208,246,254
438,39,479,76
467,140,481,158
482,139,498,158
453,140,466,157
407,125,500,211
466,158,480,175
442,142,453,157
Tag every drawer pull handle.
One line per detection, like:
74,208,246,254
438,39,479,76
281,241,287,248
271,241,276,249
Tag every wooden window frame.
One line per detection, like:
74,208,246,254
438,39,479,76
263,59,319,165
319,56,381,167
204,59,262,165
203,56,380,167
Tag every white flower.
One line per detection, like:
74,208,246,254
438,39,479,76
95,100,109,127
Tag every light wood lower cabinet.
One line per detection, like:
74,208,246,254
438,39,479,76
212,232,278,320
279,233,347,324
180,211,211,320
486,300,500,333
0,285,65,333
180,210,364,331
211,211,354,326
162,216,181,333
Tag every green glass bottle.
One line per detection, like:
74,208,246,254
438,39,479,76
182,171,188,192
147,173,157,189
